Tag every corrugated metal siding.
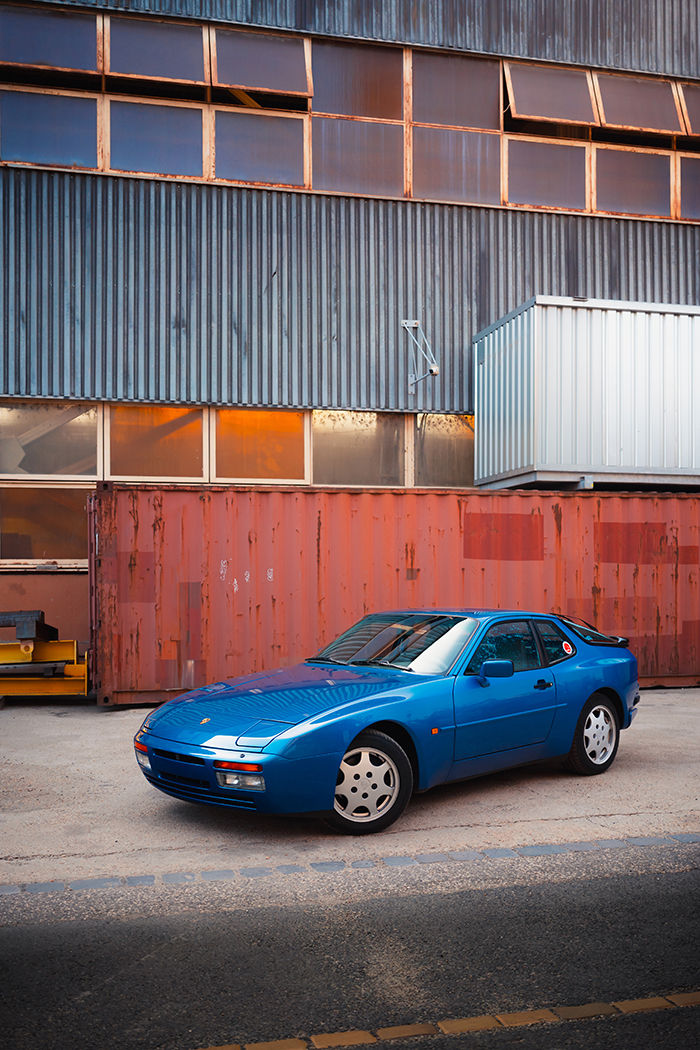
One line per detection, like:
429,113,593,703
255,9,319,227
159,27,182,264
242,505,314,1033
41,0,700,79
475,297,700,486
2,168,699,413
90,485,700,704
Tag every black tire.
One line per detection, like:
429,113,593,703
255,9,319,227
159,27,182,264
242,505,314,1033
565,693,620,775
325,730,413,835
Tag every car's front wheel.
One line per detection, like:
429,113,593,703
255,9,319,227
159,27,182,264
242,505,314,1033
565,693,620,775
326,730,413,834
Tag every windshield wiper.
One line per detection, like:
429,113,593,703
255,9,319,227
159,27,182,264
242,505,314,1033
305,656,348,665
349,659,413,671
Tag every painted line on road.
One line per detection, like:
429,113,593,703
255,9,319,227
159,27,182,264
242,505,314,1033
1,832,698,898
195,990,700,1050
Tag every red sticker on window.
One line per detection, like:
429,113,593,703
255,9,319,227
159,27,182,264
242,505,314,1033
562,641,574,655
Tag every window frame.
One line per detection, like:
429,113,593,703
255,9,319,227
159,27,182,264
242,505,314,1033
504,134,591,213
464,618,542,675
106,93,209,180
0,401,104,482
0,84,101,172
0,4,103,75
0,480,93,570
678,82,700,136
504,61,600,127
593,142,675,219
592,70,686,135
103,13,210,87
212,105,310,188
104,403,210,483
532,619,577,665
210,407,311,485
211,25,312,98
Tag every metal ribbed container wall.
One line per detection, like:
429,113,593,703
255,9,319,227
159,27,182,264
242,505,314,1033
474,297,700,489
47,0,700,79
3,170,700,414
89,485,700,705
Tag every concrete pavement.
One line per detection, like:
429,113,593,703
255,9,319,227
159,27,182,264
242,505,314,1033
1,688,698,885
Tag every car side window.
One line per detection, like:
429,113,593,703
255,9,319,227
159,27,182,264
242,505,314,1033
535,620,576,664
466,621,540,674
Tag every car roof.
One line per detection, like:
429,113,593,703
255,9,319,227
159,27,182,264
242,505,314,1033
372,609,560,620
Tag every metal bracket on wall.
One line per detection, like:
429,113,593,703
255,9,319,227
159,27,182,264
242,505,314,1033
401,320,440,389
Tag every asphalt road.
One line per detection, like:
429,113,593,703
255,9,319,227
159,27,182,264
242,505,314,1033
1,843,698,1050
1,689,699,1049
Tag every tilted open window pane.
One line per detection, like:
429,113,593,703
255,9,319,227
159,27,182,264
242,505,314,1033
110,101,202,177
0,92,96,168
596,73,682,133
0,5,97,71
415,415,474,487
312,41,402,119
681,83,700,134
596,149,670,216
508,139,586,210
109,17,205,82
110,406,204,478
216,112,304,185
505,63,597,124
313,117,403,196
312,411,404,486
0,487,88,560
0,403,97,476
413,127,500,205
216,409,305,480
214,29,308,94
413,52,500,129
680,156,700,220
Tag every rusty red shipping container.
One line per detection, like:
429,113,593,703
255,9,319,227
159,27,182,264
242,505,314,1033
89,485,700,704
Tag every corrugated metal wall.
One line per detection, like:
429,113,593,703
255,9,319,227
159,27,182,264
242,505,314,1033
90,485,700,705
2,168,699,413
43,0,700,79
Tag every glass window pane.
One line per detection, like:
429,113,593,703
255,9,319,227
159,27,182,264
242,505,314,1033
415,415,474,487
214,29,307,93
682,83,700,134
216,409,305,479
596,149,670,216
467,621,540,674
312,411,404,486
508,139,586,209
216,112,304,185
313,41,402,119
0,92,96,168
681,156,700,220
535,621,576,665
313,118,403,196
0,5,97,71
413,127,500,205
110,406,203,478
506,63,596,124
413,52,500,129
109,17,204,82
0,403,97,476
0,487,87,559
597,74,682,132
110,101,202,177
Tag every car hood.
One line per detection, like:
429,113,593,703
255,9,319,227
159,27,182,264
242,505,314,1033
142,662,415,750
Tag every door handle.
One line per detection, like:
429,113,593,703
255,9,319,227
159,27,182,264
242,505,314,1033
534,679,553,690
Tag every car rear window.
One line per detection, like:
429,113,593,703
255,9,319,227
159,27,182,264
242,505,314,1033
560,617,628,647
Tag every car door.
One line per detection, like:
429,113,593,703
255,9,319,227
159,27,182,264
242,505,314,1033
452,619,557,760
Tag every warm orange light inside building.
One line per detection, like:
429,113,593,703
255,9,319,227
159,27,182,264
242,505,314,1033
110,405,204,477
215,408,305,480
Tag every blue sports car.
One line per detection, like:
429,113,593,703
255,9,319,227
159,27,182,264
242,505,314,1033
134,610,640,834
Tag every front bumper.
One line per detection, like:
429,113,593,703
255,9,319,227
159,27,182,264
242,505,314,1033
134,730,339,815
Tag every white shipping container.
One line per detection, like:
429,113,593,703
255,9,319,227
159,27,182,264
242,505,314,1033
473,296,700,489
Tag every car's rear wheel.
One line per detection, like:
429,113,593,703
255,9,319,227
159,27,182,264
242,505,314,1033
325,730,413,834
565,693,620,775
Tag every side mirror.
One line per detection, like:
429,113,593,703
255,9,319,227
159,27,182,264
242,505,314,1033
476,659,514,687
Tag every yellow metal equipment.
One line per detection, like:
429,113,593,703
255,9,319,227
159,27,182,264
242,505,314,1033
0,611,88,699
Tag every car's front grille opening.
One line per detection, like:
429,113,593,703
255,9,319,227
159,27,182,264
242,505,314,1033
154,748,206,766
159,771,210,790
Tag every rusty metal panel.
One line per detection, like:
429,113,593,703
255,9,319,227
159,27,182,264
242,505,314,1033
3,168,700,415
42,0,700,79
90,485,700,704
474,296,700,488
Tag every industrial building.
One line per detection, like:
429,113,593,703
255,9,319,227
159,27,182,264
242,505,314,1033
0,1,698,698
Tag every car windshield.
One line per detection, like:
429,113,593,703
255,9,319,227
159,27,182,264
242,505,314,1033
309,613,478,674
